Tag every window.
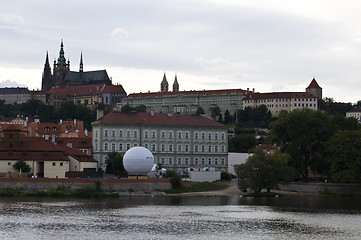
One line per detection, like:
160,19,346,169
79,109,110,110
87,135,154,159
178,145,182,152
60,162,63,166
161,131,165,139
119,130,123,137
95,143,98,151
221,146,225,152
214,146,218,152
201,158,205,165
152,131,156,139
104,143,108,151
215,158,218,165
215,133,218,140
119,143,123,151
195,132,199,140
133,131,138,138
221,133,225,140
126,130,130,138
185,145,189,152
161,144,165,151
178,158,182,165
144,131,149,138
112,130,116,137
221,158,225,165
104,130,108,137
169,132,173,139
195,158,199,165
111,143,116,151
134,143,138,147
208,158,212,165
169,144,173,152
195,145,199,152
161,158,165,165
201,133,205,140
178,132,182,139
95,131,98,138
185,158,189,165
144,143,149,149
169,158,173,165
208,133,212,140
152,144,156,151
208,145,212,152
8,162,11,166
126,143,130,150
52,162,56,166
185,132,189,139
201,145,205,152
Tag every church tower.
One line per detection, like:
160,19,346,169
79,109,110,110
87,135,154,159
79,52,84,72
173,74,179,92
41,51,52,91
160,73,169,92
53,39,70,88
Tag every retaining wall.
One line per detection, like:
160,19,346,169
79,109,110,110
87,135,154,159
0,178,171,192
278,182,361,193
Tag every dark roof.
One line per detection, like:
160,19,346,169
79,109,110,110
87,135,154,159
347,107,361,113
102,85,127,95
306,78,322,89
93,112,226,128
47,84,105,96
243,92,317,100
0,87,30,94
64,70,111,85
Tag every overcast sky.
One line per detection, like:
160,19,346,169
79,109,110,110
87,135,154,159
0,0,360,103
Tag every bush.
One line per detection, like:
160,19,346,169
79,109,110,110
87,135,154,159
221,172,231,180
165,169,182,189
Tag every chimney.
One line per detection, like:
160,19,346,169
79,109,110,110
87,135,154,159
84,129,88,137
150,111,154,117
96,110,104,120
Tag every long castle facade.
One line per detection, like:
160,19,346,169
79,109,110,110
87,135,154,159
41,40,111,91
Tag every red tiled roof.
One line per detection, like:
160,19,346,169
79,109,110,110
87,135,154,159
306,78,322,89
103,85,127,95
55,137,92,149
56,144,97,162
127,88,247,98
94,112,226,128
243,92,317,100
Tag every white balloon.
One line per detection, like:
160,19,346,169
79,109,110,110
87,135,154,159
123,147,155,175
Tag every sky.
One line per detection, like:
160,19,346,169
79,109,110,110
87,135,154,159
0,0,361,103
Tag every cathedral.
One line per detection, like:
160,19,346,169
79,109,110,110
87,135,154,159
41,40,111,91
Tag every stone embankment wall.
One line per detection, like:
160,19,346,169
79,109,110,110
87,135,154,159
279,182,361,193
0,178,171,192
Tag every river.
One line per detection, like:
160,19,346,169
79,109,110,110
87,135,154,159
0,195,360,240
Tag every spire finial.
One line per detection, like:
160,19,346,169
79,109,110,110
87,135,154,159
79,52,83,72
57,39,66,64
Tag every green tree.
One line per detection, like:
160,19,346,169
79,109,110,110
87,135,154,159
270,109,332,181
196,106,205,114
135,104,147,112
105,152,127,177
324,129,361,183
234,148,293,193
228,134,256,153
224,109,233,124
235,105,272,128
13,160,31,173
56,101,96,130
209,106,221,120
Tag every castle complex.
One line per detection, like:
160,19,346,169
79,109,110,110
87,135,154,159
41,40,111,91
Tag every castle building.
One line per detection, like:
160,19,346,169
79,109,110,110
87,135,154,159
243,79,322,115
92,111,228,172
41,40,111,91
120,73,247,118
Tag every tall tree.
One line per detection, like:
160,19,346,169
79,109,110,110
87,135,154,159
209,106,221,121
270,109,332,181
106,152,127,177
324,129,361,183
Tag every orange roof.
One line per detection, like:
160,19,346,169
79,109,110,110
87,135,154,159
127,88,247,98
103,85,127,94
47,84,105,96
306,78,322,89
94,112,226,128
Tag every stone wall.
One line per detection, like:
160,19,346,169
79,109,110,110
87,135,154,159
278,182,361,193
0,178,171,192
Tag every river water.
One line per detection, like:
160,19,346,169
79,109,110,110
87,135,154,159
0,195,361,240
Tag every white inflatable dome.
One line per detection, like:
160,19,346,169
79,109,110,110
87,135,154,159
123,147,155,175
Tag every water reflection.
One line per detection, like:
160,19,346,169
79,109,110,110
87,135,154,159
0,196,361,240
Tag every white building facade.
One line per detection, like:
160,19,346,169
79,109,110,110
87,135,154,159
92,112,228,172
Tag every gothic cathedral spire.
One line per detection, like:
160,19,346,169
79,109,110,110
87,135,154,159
79,52,83,72
57,39,67,64
41,51,52,91
161,72,169,92
173,74,179,92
